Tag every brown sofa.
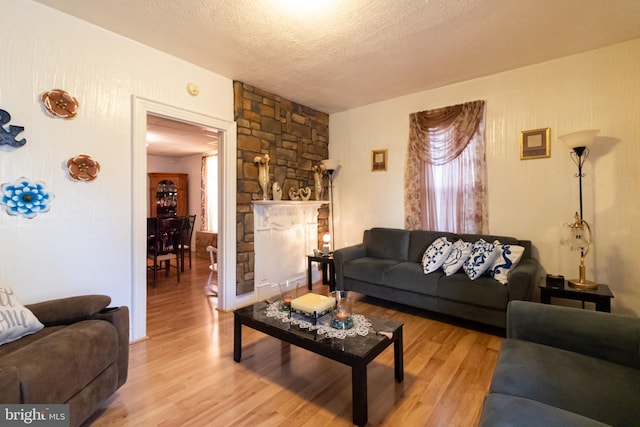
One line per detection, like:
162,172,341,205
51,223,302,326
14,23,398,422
0,295,129,427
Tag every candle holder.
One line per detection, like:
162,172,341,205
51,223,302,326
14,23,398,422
278,280,297,312
330,291,353,330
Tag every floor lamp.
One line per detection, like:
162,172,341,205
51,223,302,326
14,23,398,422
321,159,339,252
559,129,600,289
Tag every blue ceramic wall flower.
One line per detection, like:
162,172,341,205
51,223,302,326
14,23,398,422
1,178,54,218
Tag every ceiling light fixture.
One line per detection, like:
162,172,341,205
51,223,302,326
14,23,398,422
269,0,335,15
146,131,164,143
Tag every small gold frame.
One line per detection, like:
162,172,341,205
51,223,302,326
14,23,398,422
520,128,550,160
371,149,388,171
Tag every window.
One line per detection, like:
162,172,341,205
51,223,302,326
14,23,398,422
404,100,487,233
201,155,218,232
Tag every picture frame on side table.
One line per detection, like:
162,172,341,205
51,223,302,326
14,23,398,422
520,128,550,160
371,149,388,171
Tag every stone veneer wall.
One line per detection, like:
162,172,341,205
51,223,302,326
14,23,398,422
234,81,330,295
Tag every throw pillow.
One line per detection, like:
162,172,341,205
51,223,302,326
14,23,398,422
463,239,499,280
0,284,44,345
489,240,525,284
442,240,472,276
421,237,454,274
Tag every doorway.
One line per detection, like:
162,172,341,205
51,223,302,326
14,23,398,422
146,113,219,295
131,97,237,341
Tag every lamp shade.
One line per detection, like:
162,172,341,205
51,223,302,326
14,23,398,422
321,158,340,171
559,129,600,149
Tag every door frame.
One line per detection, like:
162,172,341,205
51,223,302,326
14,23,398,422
131,96,237,341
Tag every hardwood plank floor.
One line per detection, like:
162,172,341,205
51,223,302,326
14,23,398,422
85,256,502,426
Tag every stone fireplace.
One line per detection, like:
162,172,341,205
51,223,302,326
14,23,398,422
253,200,325,300
234,81,330,295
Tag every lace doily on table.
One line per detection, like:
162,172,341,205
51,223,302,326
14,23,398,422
265,302,372,339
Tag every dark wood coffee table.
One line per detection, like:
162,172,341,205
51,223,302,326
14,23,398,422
234,301,404,426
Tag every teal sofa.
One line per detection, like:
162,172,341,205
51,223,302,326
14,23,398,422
480,301,640,426
333,227,538,328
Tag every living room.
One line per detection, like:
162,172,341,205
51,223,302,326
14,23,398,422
1,1,640,426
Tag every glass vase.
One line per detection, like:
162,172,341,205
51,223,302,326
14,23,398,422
278,280,297,311
330,290,353,329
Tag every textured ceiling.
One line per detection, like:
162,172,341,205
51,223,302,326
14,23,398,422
34,0,640,115
146,114,219,158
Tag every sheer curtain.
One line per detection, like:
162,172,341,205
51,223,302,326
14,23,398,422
404,100,487,233
201,155,218,233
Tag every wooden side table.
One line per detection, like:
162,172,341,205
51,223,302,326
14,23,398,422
307,255,335,291
539,282,614,312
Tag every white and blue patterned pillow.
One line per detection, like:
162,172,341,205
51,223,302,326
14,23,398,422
488,240,525,284
442,240,472,276
421,237,454,274
463,239,499,280
0,283,44,345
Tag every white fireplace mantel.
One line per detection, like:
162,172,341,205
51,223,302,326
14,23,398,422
252,200,326,300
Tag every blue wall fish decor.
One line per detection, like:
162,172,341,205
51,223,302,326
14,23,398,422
0,109,26,148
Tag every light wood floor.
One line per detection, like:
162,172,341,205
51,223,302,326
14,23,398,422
85,256,502,426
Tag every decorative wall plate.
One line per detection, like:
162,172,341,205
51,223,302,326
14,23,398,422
0,178,54,219
41,89,79,119
0,109,26,147
66,153,100,181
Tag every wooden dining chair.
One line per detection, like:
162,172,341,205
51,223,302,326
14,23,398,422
179,214,196,272
205,245,218,295
147,217,183,285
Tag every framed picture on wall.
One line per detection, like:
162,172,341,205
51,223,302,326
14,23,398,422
371,149,388,171
520,128,550,160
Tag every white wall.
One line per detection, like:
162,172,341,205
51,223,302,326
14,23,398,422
0,2,234,337
330,39,640,316
147,156,187,175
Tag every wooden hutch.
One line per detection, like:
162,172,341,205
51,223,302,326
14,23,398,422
148,173,188,217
